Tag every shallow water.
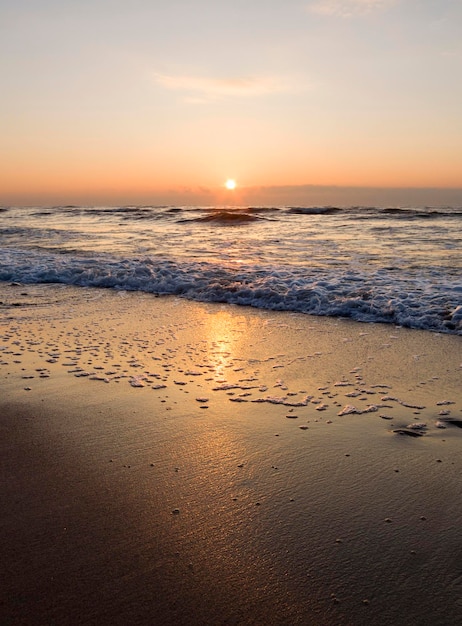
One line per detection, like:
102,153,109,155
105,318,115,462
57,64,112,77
1,204,461,333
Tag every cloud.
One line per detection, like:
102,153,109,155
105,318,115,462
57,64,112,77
154,72,288,100
308,0,396,18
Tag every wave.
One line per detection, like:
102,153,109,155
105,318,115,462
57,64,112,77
286,206,342,215
378,207,462,219
10,205,462,226
286,206,462,219
178,209,268,224
1,250,461,334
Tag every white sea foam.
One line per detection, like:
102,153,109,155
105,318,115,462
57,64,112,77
1,205,461,334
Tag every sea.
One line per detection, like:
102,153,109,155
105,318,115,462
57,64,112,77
1,204,461,335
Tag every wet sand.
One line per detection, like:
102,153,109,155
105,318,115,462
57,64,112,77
1,282,462,625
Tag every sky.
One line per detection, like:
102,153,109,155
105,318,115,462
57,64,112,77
1,0,462,206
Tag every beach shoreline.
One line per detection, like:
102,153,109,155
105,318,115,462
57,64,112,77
1,282,462,625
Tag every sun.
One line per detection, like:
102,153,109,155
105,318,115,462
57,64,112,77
225,179,237,190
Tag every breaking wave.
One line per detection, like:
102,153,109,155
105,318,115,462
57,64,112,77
1,249,461,334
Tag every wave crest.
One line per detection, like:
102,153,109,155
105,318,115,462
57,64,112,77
179,210,263,224
1,251,460,334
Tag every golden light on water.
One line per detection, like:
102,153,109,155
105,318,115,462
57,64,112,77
225,179,237,190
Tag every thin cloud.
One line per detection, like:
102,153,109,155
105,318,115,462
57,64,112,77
154,72,289,99
308,0,396,18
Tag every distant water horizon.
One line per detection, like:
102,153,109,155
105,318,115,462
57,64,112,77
1,204,461,334
3,183,462,209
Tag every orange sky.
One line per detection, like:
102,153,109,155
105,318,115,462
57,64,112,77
1,1,462,206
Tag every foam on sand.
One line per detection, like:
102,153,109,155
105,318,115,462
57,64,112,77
1,282,462,625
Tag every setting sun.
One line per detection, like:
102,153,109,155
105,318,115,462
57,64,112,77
225,179,237,190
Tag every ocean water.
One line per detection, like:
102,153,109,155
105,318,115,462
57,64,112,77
0,204,461,334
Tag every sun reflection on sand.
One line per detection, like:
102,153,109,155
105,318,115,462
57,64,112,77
200,309,247,379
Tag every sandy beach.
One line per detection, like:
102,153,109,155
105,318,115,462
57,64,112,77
1,282,462,626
